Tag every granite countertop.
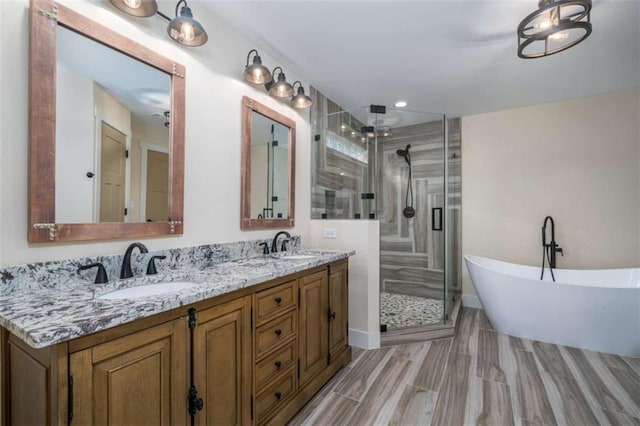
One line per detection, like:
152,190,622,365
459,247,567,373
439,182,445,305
0,249,352,349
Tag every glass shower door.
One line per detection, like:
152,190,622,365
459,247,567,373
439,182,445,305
373,108,447,331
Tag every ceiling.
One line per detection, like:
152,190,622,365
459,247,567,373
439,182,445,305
201,0,640,118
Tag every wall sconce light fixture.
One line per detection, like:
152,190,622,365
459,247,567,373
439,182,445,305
244,50,273,85
242,50,313,109
166,0,208,47
266,67,294,99
290,81,312,109
110,0,208,47
110,0,157,17
517,0,592,58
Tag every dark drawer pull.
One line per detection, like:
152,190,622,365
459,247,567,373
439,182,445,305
275,329,282,336
275,391,282,400
274,296,282,304
275,361,282,369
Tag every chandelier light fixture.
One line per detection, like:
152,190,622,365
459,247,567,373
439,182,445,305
517,0,592,59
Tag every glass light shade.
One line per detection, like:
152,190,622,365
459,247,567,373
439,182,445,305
244,55,273,85
110,0,157,17
167,5,208,47
269,73,294,98
290,86,312,109
517,0,592,58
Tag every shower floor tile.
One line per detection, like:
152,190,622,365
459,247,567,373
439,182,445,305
380,292,444,329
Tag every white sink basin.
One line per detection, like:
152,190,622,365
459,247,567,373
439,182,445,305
272,254,317,260
97,281,199,300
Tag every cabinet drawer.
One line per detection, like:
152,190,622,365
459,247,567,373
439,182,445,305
256,368,296,422
256,340,296,391
254,280,296,325
255,310,296,359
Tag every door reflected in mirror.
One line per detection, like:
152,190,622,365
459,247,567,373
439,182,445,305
250,112,289,219
55,26,171,223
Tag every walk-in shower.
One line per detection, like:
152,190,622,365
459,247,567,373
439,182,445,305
311,89,462,335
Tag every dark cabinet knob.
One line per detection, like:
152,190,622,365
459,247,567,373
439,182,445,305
328,309,337,321
274,296,282,304
274,361,282,369
275,392,282,400
86,171,95,178
275,329,282,336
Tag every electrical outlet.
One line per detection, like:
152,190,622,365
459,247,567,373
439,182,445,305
323,228,337,239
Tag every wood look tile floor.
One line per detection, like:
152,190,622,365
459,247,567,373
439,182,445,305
288,308,640,426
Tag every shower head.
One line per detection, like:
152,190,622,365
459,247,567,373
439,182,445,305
396,144,411,158
396,144,411,166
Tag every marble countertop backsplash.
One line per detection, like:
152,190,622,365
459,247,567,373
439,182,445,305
0,237,353,349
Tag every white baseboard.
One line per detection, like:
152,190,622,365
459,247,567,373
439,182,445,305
348,329,380,349
462,295,483,309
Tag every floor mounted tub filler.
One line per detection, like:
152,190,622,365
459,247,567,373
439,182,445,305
465,255,640,357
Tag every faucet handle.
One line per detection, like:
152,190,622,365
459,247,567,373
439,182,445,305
556,246,564,256
78,262,109,284
146,255,166,275
259,242,270,255
280,239,289,252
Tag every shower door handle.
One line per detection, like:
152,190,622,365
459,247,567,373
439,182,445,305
432,207,443,231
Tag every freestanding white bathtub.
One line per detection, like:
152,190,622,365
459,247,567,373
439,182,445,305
465,255,640,357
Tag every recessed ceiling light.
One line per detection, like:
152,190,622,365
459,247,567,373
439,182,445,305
394,101,408,108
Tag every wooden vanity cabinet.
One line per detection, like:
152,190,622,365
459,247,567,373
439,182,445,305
193,296,252,426
298,270,329,388
328,260,349,361
69,320,188,425
2,260,350,426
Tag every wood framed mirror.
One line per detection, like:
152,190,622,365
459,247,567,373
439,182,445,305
241,96,296,230
28,0,185,242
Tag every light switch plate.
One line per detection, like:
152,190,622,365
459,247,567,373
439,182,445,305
323,227,337,239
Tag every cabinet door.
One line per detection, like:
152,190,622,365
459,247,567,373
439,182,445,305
70,320,187,426
193,296,252,426
328,260,349,361
298,270,328,387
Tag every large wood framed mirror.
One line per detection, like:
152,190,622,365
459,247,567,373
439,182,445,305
241,96,296,230
28,0,185,242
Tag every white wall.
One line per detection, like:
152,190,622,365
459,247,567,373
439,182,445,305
0,0,311,266
461,90,640,302
55,64,95,222
309,220,380,349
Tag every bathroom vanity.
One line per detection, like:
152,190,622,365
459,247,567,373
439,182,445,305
0,250,351,425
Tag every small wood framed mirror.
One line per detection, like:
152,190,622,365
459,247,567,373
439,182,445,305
28,0,185,242
241,96,296,230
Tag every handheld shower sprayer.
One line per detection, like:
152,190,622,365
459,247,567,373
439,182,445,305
396,145,415,218
396,144,412,166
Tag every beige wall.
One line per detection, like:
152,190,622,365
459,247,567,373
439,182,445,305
0,0,310,266
461,90,640,300
309,220,380,349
